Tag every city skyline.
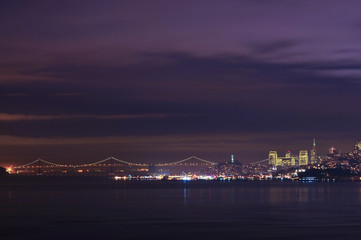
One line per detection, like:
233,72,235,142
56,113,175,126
1,1,361,165
7,138,361,181
4,138,361,166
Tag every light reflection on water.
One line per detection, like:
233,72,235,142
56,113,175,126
2,179,361,239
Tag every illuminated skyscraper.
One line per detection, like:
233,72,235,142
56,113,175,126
268,151,278,166
310,138,317,164
299,150,308,166
231,154,234,163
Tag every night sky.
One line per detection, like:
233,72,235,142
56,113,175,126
1,1,361,165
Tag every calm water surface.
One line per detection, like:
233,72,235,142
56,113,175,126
1,177,361,239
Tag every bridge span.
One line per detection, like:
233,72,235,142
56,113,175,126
11,156,267,176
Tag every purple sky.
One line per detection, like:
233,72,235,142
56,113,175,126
1,1,361,165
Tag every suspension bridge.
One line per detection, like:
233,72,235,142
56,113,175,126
12,156,219,176
11,156,268,176
13,155,217,168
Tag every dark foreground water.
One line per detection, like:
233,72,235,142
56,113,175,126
2,177,361,240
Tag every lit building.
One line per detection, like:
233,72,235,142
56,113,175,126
277,151,296,167
268,149,310,167
268,151,278,166
269,150,296,167
329,146,336,155
299,150,308,166
358,141,361,151
310,138,317,164
277,156,296,167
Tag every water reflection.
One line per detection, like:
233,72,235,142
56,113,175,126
2,180,361,240
183,187,188,205
298,186,309,203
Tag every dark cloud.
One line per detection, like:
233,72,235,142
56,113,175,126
1,53,361,136
250,39,298,54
